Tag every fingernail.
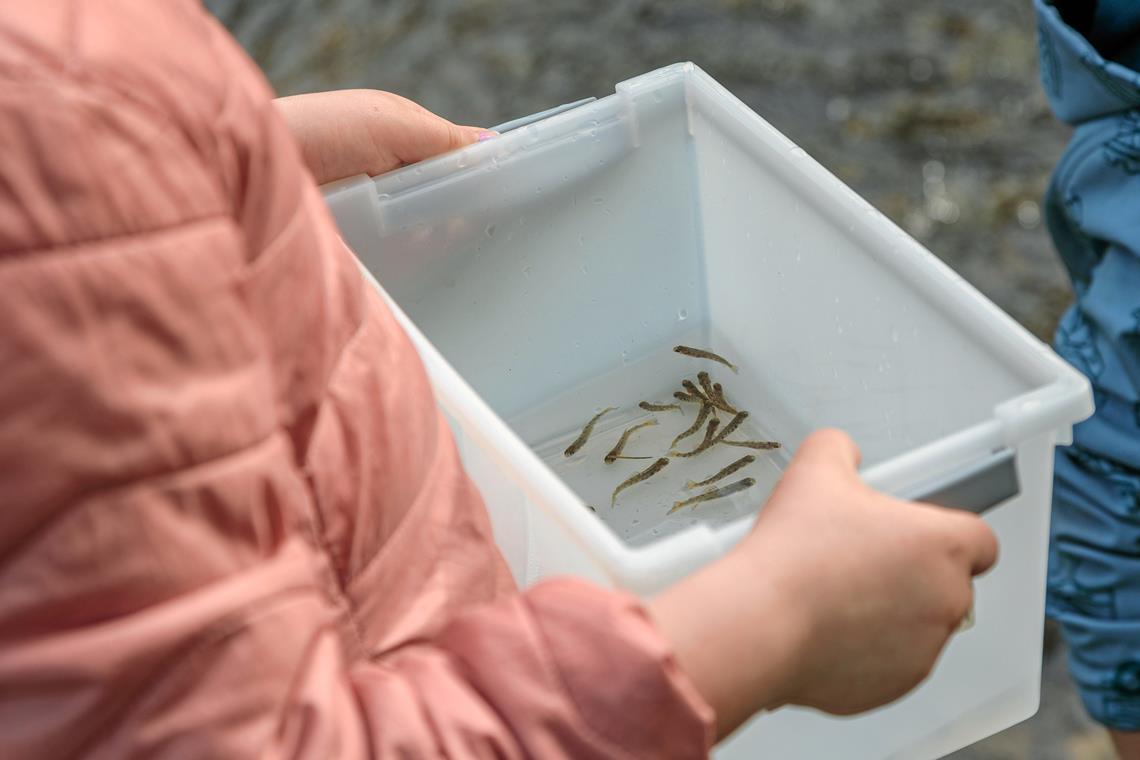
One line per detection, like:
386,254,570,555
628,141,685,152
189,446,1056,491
476,130,499,142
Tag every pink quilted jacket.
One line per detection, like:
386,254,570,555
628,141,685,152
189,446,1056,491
0,2,713,757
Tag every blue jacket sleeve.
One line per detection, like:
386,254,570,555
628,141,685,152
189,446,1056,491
1037,0,1140,730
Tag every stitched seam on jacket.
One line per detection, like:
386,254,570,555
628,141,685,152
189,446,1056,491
0,428,289,578
234,205,371,660
0,214,231,264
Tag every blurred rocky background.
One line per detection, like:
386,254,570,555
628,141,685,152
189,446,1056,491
205,1,1110,756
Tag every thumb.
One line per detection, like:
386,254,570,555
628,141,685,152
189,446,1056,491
792,428,862,472
387,103,496,166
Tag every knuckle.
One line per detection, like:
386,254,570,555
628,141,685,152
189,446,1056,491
445,121,468,149
940,583,972,623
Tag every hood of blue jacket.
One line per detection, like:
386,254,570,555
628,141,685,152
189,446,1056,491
1037,0,1140,124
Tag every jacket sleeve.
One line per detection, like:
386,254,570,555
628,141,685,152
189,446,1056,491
0,36,713,760
1037,0,1140,730
273,581,714,759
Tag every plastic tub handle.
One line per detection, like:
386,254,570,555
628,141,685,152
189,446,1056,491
901,448,1020,515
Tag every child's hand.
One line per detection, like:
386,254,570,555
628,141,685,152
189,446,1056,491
275,90,493,185
649,429,998,738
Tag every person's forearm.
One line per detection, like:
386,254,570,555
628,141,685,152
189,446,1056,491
648,548,803,739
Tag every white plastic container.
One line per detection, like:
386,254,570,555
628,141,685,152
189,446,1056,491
323,63,1093,759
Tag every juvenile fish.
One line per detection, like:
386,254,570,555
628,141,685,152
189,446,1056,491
722,439,782,450
673,390,703,404
668,477,757,514
639,401,682,413
564,406,617,457
670,402,713,448
686,455,756,489
611,457,670,507
699,373,737,414
697,371,716,399
674,345,739,373
681,379,709,402
712,411,749,444
672,418,721,458
711,382,739,415
605,419,659,464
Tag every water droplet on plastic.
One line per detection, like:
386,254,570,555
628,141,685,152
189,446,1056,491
521,265,532,278
620,351,630,364
485,224,496,238
574,340,581,349
890,327,900,343
580,263,590,274
578,235,585,247
677,308,689,321
456,154,469,169
788,147,808,159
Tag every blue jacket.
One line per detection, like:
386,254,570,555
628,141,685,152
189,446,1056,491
1038,0,1140,730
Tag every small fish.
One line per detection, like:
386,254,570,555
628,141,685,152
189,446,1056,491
564,406,617,457
674,345,739,373
586,504,597,513
673,390,703,404
697,371,717,399
671,418,721,458
611,457,670,507
686,454,755,489
700,374,737,414
712,411,749,443
711,382,739,415
668,477,757,514
670,402,713,448
605,419,659,464
722,439,781,450
681,379,709,402
639,401,682,413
